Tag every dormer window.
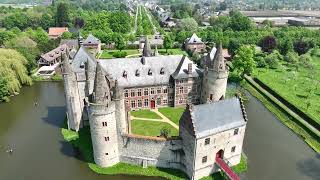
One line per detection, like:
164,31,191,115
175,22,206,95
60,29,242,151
123,71,127,78
135,70,140,77
80,62,85,69
160,68,164,75
148,69,152,76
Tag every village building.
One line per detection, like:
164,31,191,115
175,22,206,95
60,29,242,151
82,34,102,54
61,39,247,180
48,27,69,39
36,43,77,78
185,33,206,53
160,15,177,28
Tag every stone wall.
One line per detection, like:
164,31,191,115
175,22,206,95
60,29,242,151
119,135,185,170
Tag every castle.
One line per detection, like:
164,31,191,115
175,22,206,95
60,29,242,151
62,39,247,180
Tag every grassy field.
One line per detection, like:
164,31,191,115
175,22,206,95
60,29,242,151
253,56,320,125
158,107,185,125
158,49,188,56
131,119,179,137
131,109,161,119
99,49,140,59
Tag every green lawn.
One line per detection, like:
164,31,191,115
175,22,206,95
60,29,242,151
158,49,188,56
131,109,161,119
61,118,79,141
131,119,179,137
99,49,140,59
158,107,185,125
253,56,320,125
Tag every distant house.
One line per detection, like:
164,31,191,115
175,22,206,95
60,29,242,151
160,15,176,28
185,33,206,53
38,44,69,67
82,34,101,54
48,27,68,39
36,43,77,77
60,39,79,50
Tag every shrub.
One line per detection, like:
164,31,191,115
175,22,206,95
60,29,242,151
265,50,283,69
255,56,267,68
310,47,320,57
113,51,127,58
284,51,299,64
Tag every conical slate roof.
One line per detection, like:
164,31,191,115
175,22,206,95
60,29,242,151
211,43,226,71
93,61,110,104
142,37,152,57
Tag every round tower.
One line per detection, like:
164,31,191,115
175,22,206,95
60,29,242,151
88,62,120,167
201,44,229,103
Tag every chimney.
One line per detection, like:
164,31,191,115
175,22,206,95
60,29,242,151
188,63,192,74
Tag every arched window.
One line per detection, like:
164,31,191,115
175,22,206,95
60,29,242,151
148,69,152,76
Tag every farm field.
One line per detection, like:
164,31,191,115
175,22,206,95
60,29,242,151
253,56,320,125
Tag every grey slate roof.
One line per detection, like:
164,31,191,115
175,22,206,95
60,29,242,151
98,55,201,88
171,56,203,79
191,98,246,138
187,33,203,44
71,46,96,73
83,34,100,45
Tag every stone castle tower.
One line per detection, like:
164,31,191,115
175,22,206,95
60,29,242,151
87,62,120,167
201,43,229,103
61,52,82,131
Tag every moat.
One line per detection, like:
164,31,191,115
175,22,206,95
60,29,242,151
0,82,319,180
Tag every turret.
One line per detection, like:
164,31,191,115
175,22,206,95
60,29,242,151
142,37,152,57
201,43,229,103
92,61,110,104
88,61,120,167
153,45,159,56
61,51,82,131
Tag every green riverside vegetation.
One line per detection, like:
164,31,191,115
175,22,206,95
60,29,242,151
243,82,320,152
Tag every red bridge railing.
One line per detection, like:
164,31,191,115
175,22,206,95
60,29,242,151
215,157,240,180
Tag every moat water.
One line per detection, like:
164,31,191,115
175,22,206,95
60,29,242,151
0,82,319,180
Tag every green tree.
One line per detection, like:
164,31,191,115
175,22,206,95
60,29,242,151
163,35,173,53
61,31,73,39
260,36,277,53
56,3,70,27
108,12,131,34
40,13,53,30
232,45,256,78
179,18,198,32
278,38,293,55
229,11,253,31
3,12,29,30
113,33,126,51
0,49,32,94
